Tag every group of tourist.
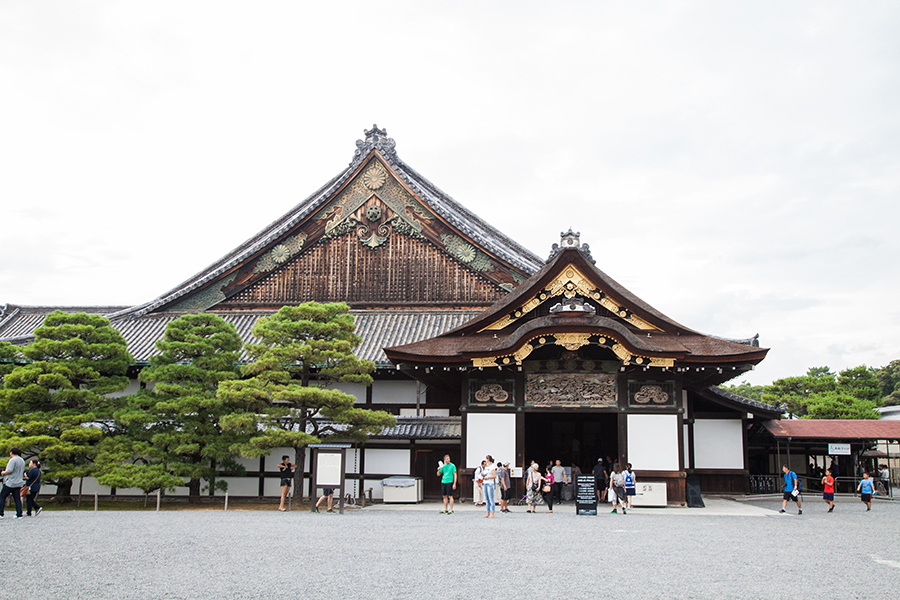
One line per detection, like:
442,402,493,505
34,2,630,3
438,454,640,516
780,463,886,514
590,457,636,514
0,447,42,519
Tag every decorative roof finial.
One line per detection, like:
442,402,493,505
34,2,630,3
353,124,397,164
547,228,595,264
560,228,581,248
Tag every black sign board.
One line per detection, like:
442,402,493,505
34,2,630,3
575,475,597,515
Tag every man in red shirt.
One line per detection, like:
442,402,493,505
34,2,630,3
822,469,835,512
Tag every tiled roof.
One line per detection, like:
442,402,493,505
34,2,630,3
107,127,544,320
0,305,129,342
704,386,783,417
1,306,480,367
762,419,900,440
372,416,461,439
305,416,461,440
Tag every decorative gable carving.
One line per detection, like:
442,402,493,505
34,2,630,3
317,157,433,249
479,265,659,332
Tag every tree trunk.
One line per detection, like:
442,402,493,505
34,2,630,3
188,478,201,503
188,454,202,503
54,479,74,504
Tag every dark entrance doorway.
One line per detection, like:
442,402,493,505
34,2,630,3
524,412,618,474
413,445,460,499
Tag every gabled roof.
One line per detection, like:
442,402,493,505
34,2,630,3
108,126,544,319
385,238,769,376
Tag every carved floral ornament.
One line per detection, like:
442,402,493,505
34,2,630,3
317,158,432,250
473,383,510,403
253,233,308,274
469,333,675,368
632,384,671,405
479,265,658,332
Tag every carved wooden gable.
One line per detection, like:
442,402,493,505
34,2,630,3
220,230,506,307
200,155,528,309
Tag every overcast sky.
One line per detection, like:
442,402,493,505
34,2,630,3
2,2,898,386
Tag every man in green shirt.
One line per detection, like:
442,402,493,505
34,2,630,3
437,454,457,514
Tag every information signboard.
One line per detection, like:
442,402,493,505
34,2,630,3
828,443,851,455
575,475,597,515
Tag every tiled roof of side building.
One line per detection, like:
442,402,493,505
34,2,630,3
705,386,783,417
302,416,461,440
106,127,545,320
1,306,482,367
0,305,130,342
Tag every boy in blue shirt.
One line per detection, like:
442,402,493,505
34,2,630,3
857,472,874,512
779,465,802,515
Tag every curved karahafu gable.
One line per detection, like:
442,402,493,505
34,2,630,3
385,232,769,385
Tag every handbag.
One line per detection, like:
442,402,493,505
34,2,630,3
542,485,551,493
20,486,30,497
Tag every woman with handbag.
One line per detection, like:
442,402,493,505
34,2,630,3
23,458,41,516
525,463,543,513
609,463,627,514
542,465,555,513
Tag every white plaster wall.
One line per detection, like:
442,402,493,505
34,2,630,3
327,382,367,403
465,413,516,469
684,424,691,468
108,378,142,398
364,479,385,500
693,419,744,469
399,408,450,416
218,477,259,496
372,380,418,404
627,414,680,471
363,448,410,475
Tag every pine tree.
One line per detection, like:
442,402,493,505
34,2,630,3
0,311,131,502
96,314,248,502
217,302,396,500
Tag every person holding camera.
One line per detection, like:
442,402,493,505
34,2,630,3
278,455,294,512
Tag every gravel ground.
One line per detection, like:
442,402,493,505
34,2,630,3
4,497,898,599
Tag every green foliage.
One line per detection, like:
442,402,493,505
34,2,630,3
748,365,882,419
217,303,395,498
95,314,247,498
875,360,900,406
0,312,132,499
721,380,768,402
0,341,22,382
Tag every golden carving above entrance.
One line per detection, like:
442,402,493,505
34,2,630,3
525,373,617,408
554,333,591,351
479,264,661,332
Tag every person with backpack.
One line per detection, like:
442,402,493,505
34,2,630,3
780,464,802,515
623,463,636,510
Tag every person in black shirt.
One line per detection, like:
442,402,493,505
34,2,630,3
24,459,42,516
593,458,608,503
278,455,295,512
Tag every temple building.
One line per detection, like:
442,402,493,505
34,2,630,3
0,126,784,504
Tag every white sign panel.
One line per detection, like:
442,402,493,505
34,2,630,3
316,452,343,487
828,443,851,455
627,414,680,471
465,413,516,469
